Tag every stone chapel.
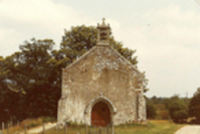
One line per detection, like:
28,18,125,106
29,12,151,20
57,19,148,127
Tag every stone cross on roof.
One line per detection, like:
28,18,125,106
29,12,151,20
102,18,105,24
97,18,111,45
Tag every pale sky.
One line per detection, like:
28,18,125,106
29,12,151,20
1,0,200,97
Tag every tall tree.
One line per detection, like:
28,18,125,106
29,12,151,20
1,38,61,121
168,95,188,123
188,88,200,124
0,55,24,122
1,25,141,122
59,25,138,66
146,97,156,119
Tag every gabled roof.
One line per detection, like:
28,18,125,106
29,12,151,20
63,18,147,89
64,44,142,76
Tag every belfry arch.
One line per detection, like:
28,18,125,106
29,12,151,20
84,96,117,126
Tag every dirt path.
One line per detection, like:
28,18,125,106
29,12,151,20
20,122,57,134
175,125,200,134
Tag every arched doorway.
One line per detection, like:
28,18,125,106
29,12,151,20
91,101,110,127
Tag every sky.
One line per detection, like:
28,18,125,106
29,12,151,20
0,0,200,97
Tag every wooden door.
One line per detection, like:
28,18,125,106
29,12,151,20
91,102,110,127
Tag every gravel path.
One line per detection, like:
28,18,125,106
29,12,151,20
175,125,200,134
20,122,57,134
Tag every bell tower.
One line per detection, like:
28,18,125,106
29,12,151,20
97,18,111,45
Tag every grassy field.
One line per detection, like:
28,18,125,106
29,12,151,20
1,119,185,134
42,120,185,134
1,117,55,134
114,120,184,134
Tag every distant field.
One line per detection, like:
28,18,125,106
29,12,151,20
43,120,185,134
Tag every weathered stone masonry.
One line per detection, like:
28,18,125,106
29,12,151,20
57,19,147,127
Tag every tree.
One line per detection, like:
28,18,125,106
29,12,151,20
147,96,170,119
0,56,10,122
146,99,156,119
0,55,25,122
0,25,141,122
188,88,200,124
168,96,188,123
58,25,138,66
0,38,61,121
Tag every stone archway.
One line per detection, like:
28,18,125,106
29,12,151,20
91,101,110,127
84,96,117,126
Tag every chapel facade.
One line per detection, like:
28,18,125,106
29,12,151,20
57,19,147,127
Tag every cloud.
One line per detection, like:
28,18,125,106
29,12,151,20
117,3,200,97
195,0,200,6
0,0,95,56
0,0,84,25
0,0,199,97
0,0,121,57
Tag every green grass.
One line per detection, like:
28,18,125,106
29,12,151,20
1,119,184,134
44,120,185,134
115,120,184,134
42,124,86,134
2,117,56,134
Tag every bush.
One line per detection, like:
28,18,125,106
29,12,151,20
159,110,170,120
42,117,56,123
188,88,200,124
146,101,156,119
168,99,188,123
173,110,188,123
147,103,156,119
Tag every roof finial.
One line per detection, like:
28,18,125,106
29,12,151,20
102,18,106,25
96,18,111,45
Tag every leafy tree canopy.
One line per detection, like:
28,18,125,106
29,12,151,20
188,88,200,123
58,25,138,66
0,25,140,122
146,98,156,119
168,95,188,123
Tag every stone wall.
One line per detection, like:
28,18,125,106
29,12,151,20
57,45,146,126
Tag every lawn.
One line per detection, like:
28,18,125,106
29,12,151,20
114,120,184,134
43,120,185,134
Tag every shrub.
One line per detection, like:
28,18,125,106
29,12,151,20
169,99,188,123
188,88,200,124
146,102,156,119
42,116,56,123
